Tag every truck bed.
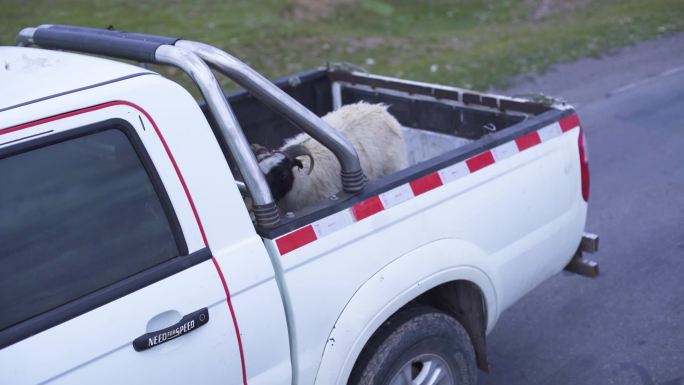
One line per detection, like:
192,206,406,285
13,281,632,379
199,68,571,237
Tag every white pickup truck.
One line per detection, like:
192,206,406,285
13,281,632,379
0,25,598,385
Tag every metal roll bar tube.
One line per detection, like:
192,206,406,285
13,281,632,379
18,26,280,227
15,27,36,46
16,24,369,226
174,40,367,193
154,45,280,227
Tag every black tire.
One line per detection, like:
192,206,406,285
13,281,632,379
348,304,477,385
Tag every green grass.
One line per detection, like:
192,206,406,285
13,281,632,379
2,0,683,93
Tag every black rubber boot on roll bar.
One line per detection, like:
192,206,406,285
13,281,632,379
341,169,366,193
252,203,281,228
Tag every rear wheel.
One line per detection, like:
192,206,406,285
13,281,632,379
348,305,477,385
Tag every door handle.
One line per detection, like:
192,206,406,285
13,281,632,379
133,307,209,351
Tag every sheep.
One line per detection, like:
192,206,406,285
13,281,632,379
252,101,408,213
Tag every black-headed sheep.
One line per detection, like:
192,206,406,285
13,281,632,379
253,102,408,212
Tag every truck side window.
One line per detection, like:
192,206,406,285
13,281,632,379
0,127,179,332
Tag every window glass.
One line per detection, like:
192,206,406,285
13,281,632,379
0,128,179,331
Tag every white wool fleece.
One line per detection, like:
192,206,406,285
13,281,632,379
279,102,408,212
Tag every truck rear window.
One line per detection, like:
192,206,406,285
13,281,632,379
0,128,179,332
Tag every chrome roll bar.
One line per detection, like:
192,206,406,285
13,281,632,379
16,24,369,227
175,40,366,193
16,27,36,46
155,45,280,227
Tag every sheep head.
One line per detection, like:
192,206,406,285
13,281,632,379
251,143,314,201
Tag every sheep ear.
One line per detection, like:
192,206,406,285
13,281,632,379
295,156,314,175
283,145,314,174
291,158,304,171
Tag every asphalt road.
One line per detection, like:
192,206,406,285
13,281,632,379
480,33,684,385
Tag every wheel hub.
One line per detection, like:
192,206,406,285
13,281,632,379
388,353,455,385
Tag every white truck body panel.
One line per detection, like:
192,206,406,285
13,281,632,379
0,47,153,109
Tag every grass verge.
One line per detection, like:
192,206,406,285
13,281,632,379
1,0,683,92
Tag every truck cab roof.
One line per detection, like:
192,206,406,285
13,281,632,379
0,46,152,112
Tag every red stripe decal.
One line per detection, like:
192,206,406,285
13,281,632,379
2,101,249,385
410,172,443,196
559,114,580,132
352,196,384,221
466,151,495,173
276,225,317,255
121,102,210,246
1,103,121,135
515,131,542,151
211,257,248,385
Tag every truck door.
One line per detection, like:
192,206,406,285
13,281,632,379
0,105,244,384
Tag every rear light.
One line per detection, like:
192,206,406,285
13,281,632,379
578,125,590,202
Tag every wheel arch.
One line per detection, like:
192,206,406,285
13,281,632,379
313,238,498,385
412,280,489,371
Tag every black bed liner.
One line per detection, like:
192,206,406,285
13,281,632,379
198,68,571,238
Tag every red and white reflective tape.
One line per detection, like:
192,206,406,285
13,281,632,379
274,114,580,255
